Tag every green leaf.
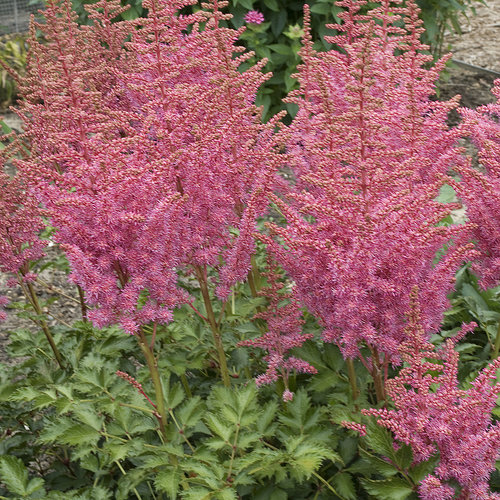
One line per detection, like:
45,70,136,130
182,487,212,500
103,442,134,463
436,184,456,203
364,421,397,460
0,455,31,496
360,477,413,500
269,44,293,56
310,3,331,14
26,477,45,496
59,424,101,446
357,449,398,478
165,381,185,410
286,438,341,482
155,468,180,499
332,472,357,499
205,413,232,441
73,405,105,431
264,0,279,11
177,396,204,428
408,455,439,483
395,444,413,470
216,488,238,500
256,401,277,436
339,436,359,465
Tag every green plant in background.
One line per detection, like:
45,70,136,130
416,0,483,59
0,34,28,110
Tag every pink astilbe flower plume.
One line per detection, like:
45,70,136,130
0,171,45,277
239,258,316,400
363,289,500,500
15,0,283,333
455,79,500,288
267,0,475,373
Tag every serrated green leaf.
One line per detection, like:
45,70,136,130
340,436,359,465
182,460,223,490
357,448,398,478
395,444,413,470
0,455,30,496
59,424,101,446
103,442,133,462
286,438,341,481
256,401,277,436
155,468,180,498
182,487,212,500
205,413,232,441
408,454,439,483
360,477,413,500
26,477,45,495
177,396,204,429
216,488,238,500
364,421,397,460
165,382,185,410
332,472,356,500
73,405,104,431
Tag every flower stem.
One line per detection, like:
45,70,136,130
493,321,500,358
193,265,231,387
18,274,65,370
76,285,87,322
346,358,359,400
370,347,386,403
137,327,168,438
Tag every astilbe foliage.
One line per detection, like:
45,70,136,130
15,0,282,333
267,0,475,368
455,79,500,289
363,289,500,500
238,259,316,400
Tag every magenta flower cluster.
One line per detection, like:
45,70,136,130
364,290,500,499
266,0,475,373
0,171,45,277
15,0,281,333
244,10,264,25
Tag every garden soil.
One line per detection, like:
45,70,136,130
1,0,500,365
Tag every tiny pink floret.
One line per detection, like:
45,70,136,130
244,10,264,24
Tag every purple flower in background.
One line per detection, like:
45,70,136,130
244,10,264,24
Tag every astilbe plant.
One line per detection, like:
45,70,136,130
238,258,316,401
15,0,282,345
455,79,500,289
363,289,500,500
266,0,475,399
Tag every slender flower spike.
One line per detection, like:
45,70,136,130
239,259,316,399
244,10,265,25
363,289,500,500
268,0,475,367
0,171,45,278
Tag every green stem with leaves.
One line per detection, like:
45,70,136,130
138,327,168,439
193,265,231,387
17,274,65,369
